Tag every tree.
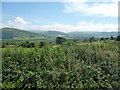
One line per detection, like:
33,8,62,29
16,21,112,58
39,41,45,48
110,36,114,40
90,37,95,43
56,37,66,44
100,37,104,41
116,36,120,41
105,38,109,40
29,42,35,48
2,42,6,48
21,41,30,48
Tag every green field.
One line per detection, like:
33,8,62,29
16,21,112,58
1,40,120,89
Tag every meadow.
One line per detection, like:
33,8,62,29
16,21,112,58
1,39,120,89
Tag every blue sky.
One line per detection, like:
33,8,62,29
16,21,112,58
2,1,118,32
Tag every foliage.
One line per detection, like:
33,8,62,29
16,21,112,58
56,37,66,44
116,36,120,41
2,40,119,89
90,37,95,43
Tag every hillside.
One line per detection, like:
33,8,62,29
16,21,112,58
30,30,118,39
67,31,118,39
1,28,48,41
1,28,118,41
30,30,69,39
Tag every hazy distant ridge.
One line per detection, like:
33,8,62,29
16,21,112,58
1,27,118,40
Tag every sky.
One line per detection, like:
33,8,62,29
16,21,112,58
1,0,118,32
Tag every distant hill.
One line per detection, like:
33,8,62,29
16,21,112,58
67,31,118,39
1,27,118,41
1,28,48,41
30,30,69,39
30,30,118,39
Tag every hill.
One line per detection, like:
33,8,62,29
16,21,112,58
30,30,118,39
30,30,69,39
1,28,118,41
67,31,118,39
1,28,48,41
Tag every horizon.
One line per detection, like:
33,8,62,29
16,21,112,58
1,1,118,32
1,27,118,33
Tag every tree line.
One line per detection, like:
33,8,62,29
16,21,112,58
2,35,120,48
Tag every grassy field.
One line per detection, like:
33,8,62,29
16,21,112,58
1,40,120,89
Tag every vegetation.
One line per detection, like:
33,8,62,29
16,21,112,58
1,28,47,41
67,32,118,39
116,36,120,41
56,37,66,44
35,31,69,40
1,37,120,89
1,28,118,41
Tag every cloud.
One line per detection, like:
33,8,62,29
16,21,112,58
63,0,118,17
76,21,117,32
2,17,118,32
4,17,31,30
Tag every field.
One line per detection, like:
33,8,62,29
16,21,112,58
1,40,120,89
